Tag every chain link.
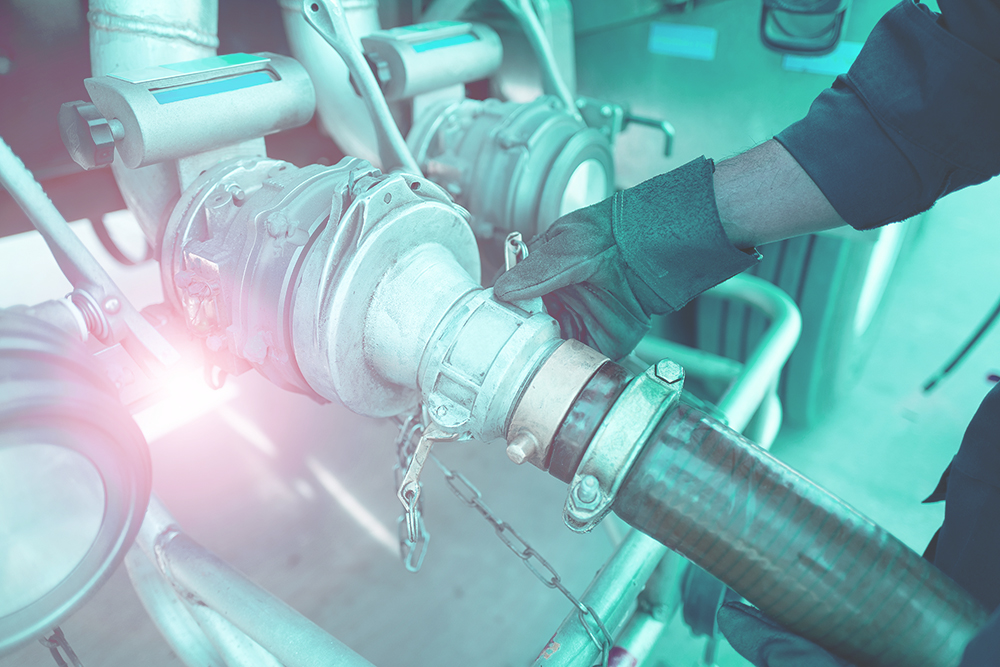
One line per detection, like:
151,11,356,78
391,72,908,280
390,412,613,666
429,452,613,667
39,627,83,667
392,412,430,572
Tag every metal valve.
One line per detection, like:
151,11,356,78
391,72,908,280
58,101,123,170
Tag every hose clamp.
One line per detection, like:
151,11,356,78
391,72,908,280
563,359,684,533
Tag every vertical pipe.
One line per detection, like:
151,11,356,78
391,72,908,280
88,0,219,246
279,0,381,165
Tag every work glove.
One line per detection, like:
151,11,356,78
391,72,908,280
719,600,1000,667
493,157,759,360
717,602,853,667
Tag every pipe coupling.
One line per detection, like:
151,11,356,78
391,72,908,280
564,359,684,533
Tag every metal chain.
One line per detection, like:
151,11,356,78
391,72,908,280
428,452,613,667
389,412,612,666
393,412,430,572
39,628,83,667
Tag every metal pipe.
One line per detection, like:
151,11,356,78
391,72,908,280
497,0,582,121
608,550,684,665
124,546,227,667
708,273,801,432
159,532,375,667
136,497,374,667
634,336,742,383
742,382,783,451
301,0,422,175
278,0,382,166
183,602,285,667
532,529,668,667
88,0,219,246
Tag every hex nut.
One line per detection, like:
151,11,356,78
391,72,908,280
654,359,684,384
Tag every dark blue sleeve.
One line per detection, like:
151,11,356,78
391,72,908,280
775,0,1000,230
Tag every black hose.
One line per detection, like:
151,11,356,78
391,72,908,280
613,402,987,667
923,293,1000,392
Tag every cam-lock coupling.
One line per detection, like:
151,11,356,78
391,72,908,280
563,359,684,533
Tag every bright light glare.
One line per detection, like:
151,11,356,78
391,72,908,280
217,406,278,458
134,371,239,444
307,457,397,556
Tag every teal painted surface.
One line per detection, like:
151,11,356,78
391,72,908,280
152,71,273,105
647,22,718,61
782,41,864,76
411,33,478,52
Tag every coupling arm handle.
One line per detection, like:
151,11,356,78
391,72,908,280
0,136,179,368
302,0,423,176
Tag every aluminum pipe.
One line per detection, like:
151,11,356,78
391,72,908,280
89,0,219,245
279,0,382,165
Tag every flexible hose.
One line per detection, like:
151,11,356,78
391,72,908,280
613,402,988,667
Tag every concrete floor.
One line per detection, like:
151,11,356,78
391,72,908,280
4,0,1000,665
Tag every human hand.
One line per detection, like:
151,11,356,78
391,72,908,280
494,157,758,361
717,602,853,667
492,194,652,360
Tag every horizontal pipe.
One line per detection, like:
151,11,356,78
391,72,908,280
634,336,742,383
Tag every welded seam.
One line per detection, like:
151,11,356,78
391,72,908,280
88,9,219,49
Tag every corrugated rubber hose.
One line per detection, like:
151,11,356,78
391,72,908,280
612,402,988,666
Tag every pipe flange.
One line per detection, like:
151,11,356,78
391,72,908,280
563,359,684,533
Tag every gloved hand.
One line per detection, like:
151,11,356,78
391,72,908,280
717,601,853,667
493,157,759,360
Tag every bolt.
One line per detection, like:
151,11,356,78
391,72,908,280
103,297,120,314
384,192,392,204
654,359,684,384
600,105,613,117
227,185,246,205
573,474,601,507
434,404,448,418
505,433,538,465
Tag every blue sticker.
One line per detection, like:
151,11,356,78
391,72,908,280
647,23,718,62
411,33,478,53
782,41,864,76
152,71,273,104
